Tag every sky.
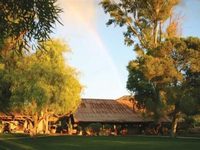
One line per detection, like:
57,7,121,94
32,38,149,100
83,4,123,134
54,0,200,99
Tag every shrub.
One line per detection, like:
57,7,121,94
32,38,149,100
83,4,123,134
85,127,93,136
77,126,83,135
99,129,110,136
100,124,113,136
85,123,102,136
179,117,195,130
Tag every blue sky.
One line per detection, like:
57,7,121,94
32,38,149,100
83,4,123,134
54,0,200,99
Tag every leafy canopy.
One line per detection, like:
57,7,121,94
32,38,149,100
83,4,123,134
0,0,62,53
101,0,180,48
127,37,200,118
0,40,82,116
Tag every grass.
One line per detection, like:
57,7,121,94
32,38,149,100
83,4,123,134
0,134,200,150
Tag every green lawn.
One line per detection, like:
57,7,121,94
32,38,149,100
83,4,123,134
0,134,200,150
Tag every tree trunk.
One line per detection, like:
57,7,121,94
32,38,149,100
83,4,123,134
44,115,49,134
31,113,38,136
171,111,180,137
153,21,159,47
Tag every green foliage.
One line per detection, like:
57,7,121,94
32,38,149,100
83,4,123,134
7,40,82,115
0,0,62,54
193,115,200,127
184,116,195,129
0,67,11,112
127,37,200,118
0,40,82,135
100,0,180,48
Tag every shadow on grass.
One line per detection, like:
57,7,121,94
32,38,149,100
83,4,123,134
0,133,29,139
0,139,35,150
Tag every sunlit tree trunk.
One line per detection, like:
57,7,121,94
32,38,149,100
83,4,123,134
153,22,159,47
31,112,38,136
44,115,49,134
171,106,180,137
171,116,178,137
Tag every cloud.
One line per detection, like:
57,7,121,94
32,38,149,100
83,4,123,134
58,0,98,29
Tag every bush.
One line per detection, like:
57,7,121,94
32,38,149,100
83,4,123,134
77,126,83,135
77,126,82,132
194,122,200,127
179,117,195,130
100,124,113,136
85,123,102,136
99,129,110,136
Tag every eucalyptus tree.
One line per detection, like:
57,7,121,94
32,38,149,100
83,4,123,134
101,0,200,136
101,0,180,48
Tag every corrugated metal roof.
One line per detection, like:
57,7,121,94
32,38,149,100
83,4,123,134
74,98,145,123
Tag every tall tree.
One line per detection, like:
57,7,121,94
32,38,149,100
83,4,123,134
165,37,200,136
101,0,200,136
0,40,82,135
127,37,200,136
